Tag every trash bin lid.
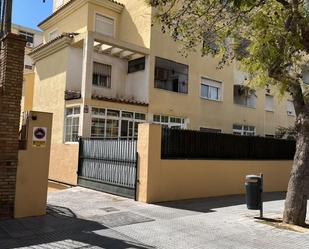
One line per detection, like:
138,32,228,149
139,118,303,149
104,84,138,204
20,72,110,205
246,175,262,181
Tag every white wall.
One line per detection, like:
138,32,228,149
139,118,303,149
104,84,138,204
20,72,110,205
24,55,33,68
91,53,149,102
66,47,83,91
92,52,127,98
33,33,43,47
233,64,248,85
65,49,149,102
125,56,149,103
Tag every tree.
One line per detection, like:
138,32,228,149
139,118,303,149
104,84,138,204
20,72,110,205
147,0,309,226
275,126,297,139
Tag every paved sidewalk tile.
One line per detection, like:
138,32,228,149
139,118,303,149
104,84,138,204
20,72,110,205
1,187,309,249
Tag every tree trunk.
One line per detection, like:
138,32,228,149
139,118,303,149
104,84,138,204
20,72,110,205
283,111,309,226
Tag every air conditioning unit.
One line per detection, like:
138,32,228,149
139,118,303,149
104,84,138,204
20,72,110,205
26,42,34,48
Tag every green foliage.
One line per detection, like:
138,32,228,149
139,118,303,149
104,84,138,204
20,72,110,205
275,126,297,140
148,0,309,101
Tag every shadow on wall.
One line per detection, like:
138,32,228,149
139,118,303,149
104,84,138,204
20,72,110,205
119,8,150,48
156,192,287,213
0,205,154,249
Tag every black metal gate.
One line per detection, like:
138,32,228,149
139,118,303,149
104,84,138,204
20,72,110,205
77,138,137,199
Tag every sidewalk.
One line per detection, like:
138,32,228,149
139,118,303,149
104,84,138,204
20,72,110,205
1,187,309,249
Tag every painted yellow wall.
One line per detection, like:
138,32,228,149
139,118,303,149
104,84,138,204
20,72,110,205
148,26,295,134
87,3,121,38
137,123,293,203
117,0,152,48
43,3,89,43
22,73,35,111
31,47,81,185
31,0,296,186
47,0,152,48
15,111,52,218
32,47,68,143
49,144,79,185
39,0,295,135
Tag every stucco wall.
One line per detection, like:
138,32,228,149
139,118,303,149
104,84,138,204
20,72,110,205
15,111,53,218
22,73,35,111
136,124,293,203
44,3,89,42
148,26,295,135
118,0,152,48
66,47,83,92
32,47,80,185
49,143,79,185
92,52,127,98
125,56,150,103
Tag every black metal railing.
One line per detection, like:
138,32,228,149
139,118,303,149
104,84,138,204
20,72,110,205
161,128,296,160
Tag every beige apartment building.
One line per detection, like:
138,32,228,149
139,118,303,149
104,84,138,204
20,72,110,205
30,0,296,185
12,24,43,112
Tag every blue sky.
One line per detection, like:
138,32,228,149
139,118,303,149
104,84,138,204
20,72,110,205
12,0,52,30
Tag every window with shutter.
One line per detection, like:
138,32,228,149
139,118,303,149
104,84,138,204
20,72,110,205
95,14,115,37
92,62,112,88
265,94,274,112
200,77,222,101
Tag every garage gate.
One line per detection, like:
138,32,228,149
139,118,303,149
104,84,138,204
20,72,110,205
77,138,137,199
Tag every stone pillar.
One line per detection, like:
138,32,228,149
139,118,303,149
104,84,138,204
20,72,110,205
0,33,26,219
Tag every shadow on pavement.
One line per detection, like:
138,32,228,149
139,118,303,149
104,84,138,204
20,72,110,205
156,192,287,213
0,205,154,249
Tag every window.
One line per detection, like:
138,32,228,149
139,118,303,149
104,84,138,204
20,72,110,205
95,14,115,37
91,118,106,138
265,94,274,112
200,78,222,101
287,100,295,116
91,108,146,139
233,124,256,136
153,114,185,129
234,85,256,108
48,30,59,41
155,57,188,94
135,113,146,121
65,107,80,142
93,62,111,88
128,57,145,73
19,31,34,44
200,127,222,133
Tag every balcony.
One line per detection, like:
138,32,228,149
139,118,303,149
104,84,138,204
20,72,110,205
65,32,150,105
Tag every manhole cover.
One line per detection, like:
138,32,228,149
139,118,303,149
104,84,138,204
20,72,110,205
91,211,155,228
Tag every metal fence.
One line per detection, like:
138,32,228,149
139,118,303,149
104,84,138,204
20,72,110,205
78,138,137,198
161,128,296,160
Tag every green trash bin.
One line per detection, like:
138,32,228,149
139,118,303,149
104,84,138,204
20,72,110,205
245,175,262,210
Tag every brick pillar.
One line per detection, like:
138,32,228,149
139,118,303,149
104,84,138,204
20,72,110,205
0,33,26,219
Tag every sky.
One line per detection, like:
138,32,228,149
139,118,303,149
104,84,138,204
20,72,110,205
12,0,53,30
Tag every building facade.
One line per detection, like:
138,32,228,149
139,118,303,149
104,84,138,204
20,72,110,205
12,24,43,113
30,0,296,185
